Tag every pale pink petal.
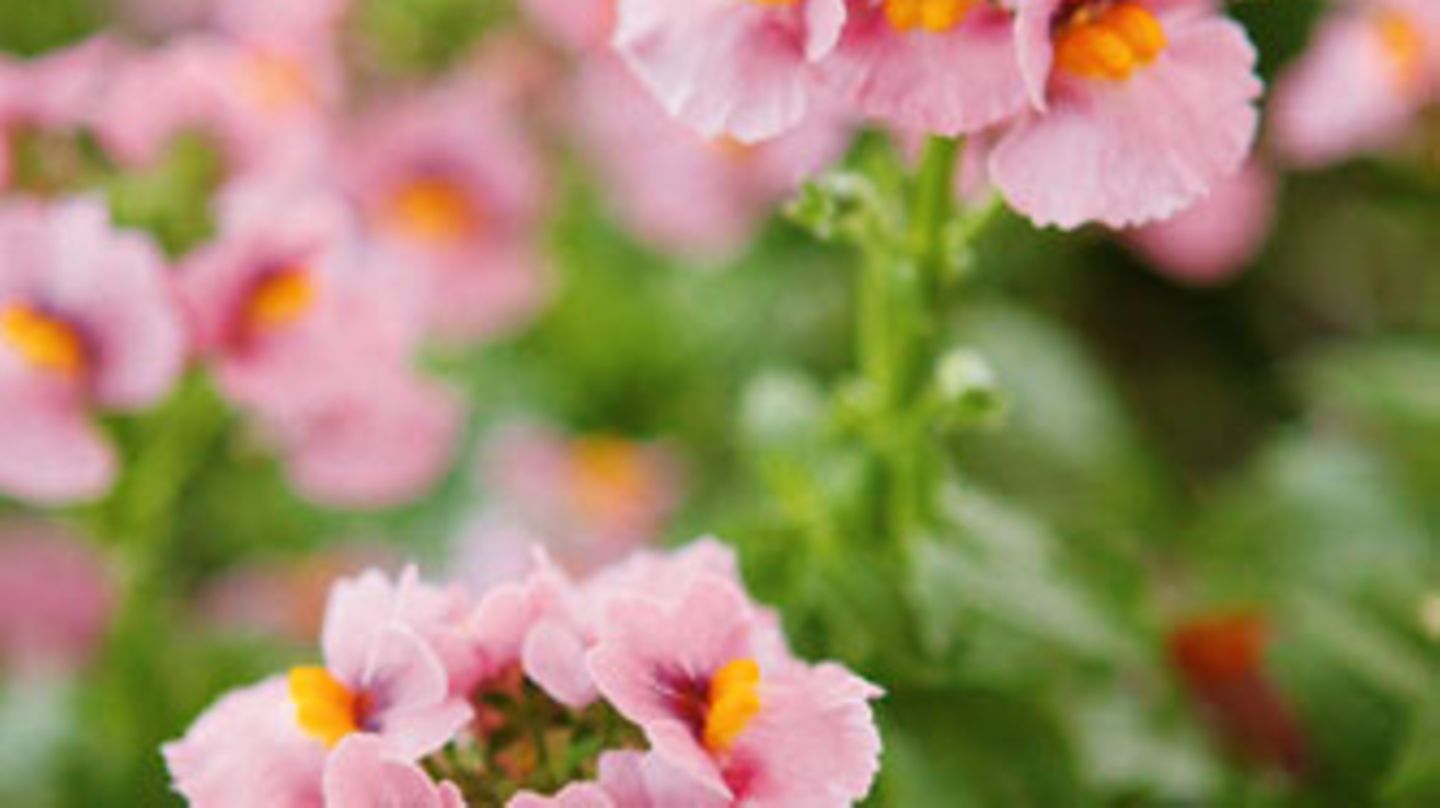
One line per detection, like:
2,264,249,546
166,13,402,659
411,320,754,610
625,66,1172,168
1125,160,1276,285
990,13,1261,229
0,378,114,504
521,618,597,708
323,734,460,808
508,783,615,808
163,677,326,808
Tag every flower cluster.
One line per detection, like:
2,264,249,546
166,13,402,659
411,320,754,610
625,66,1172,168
0,0,550,509
597,0,1264,229
164,539,882,806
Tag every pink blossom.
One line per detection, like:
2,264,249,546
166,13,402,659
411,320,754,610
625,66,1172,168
164,676,328,808
181,174,460,508
340,76,547,341
94,33,338,173
574,56,852,259
0,522,113,673
989,0,1262,228
1125,160,1276,286
0,38,118,188
290,567,473,758
0,197,186,502
324,734,464,808
587,573,883,805
462,423,682,581
822,0,1030,136
612,0,848,141
1270,0,1440,167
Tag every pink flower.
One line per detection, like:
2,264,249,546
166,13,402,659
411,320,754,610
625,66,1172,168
94,33,338,173
822,0,1030,136
0,197,186,502
341,76,547,341
1270,0,1440,167
164,677,328,807
462,423,682,581
612,0,848,141
1125,160,1276,286
0,522,113,673
182,174,460,508
287,567,473,758
574,56,852,259
0,38,118,188
508,783,616,807
988,0,1262,228
324,734,464,808
587,573,883,805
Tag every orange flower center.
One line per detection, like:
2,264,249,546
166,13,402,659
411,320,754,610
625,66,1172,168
883,0,978,33
1375,11,1425,93
1054,2,1167,81
1,302,86,375
702,658,762,754
242,50,316,115
288,666,365,748
383,177,482,246
245,267,317,331
571,436,653,526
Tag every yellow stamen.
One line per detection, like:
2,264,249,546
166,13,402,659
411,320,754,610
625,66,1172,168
884,0,977,33
703,658,762,754
245,267,316,330
1,302,86,375
288,666,360,748
1055,2,1168,81
1376,12,1425,93
571,437,651,525
383,178,482,246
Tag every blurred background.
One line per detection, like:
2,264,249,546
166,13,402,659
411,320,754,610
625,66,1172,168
0,0,1438,805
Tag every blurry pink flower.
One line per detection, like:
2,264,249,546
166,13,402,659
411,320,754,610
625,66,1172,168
463,424,682,580
0,197,186,502
989,0,1262,228
182,175,460,508
587,573,882,805
0,38,118,188
286,567,473,758
324,734,464,808
342,77,547,341
575,56,852,259
0,522,113,673
1270,0,1440,167
197,544,398,642
210,0,352,49
525,0,616,52
1125,160,1276,286
165,676,328,807
612,0,847,141
822,0,1030,136
95,34,338,173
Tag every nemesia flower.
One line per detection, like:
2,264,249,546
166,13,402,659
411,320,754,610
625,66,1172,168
341,75,547,340
611,0,848,141
0,38,118,189
324,731,464,808
822,0,1031,135
0,522,114,673
587,573,883,805
1125,160,1276,286
169,540,883,804
988,0,1263,228
575,56,853,258
95,32,339,173
182,174,460,507
1270,0,1440,167
461,423,682,583
1168,611,1307,777
0,197,186,502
